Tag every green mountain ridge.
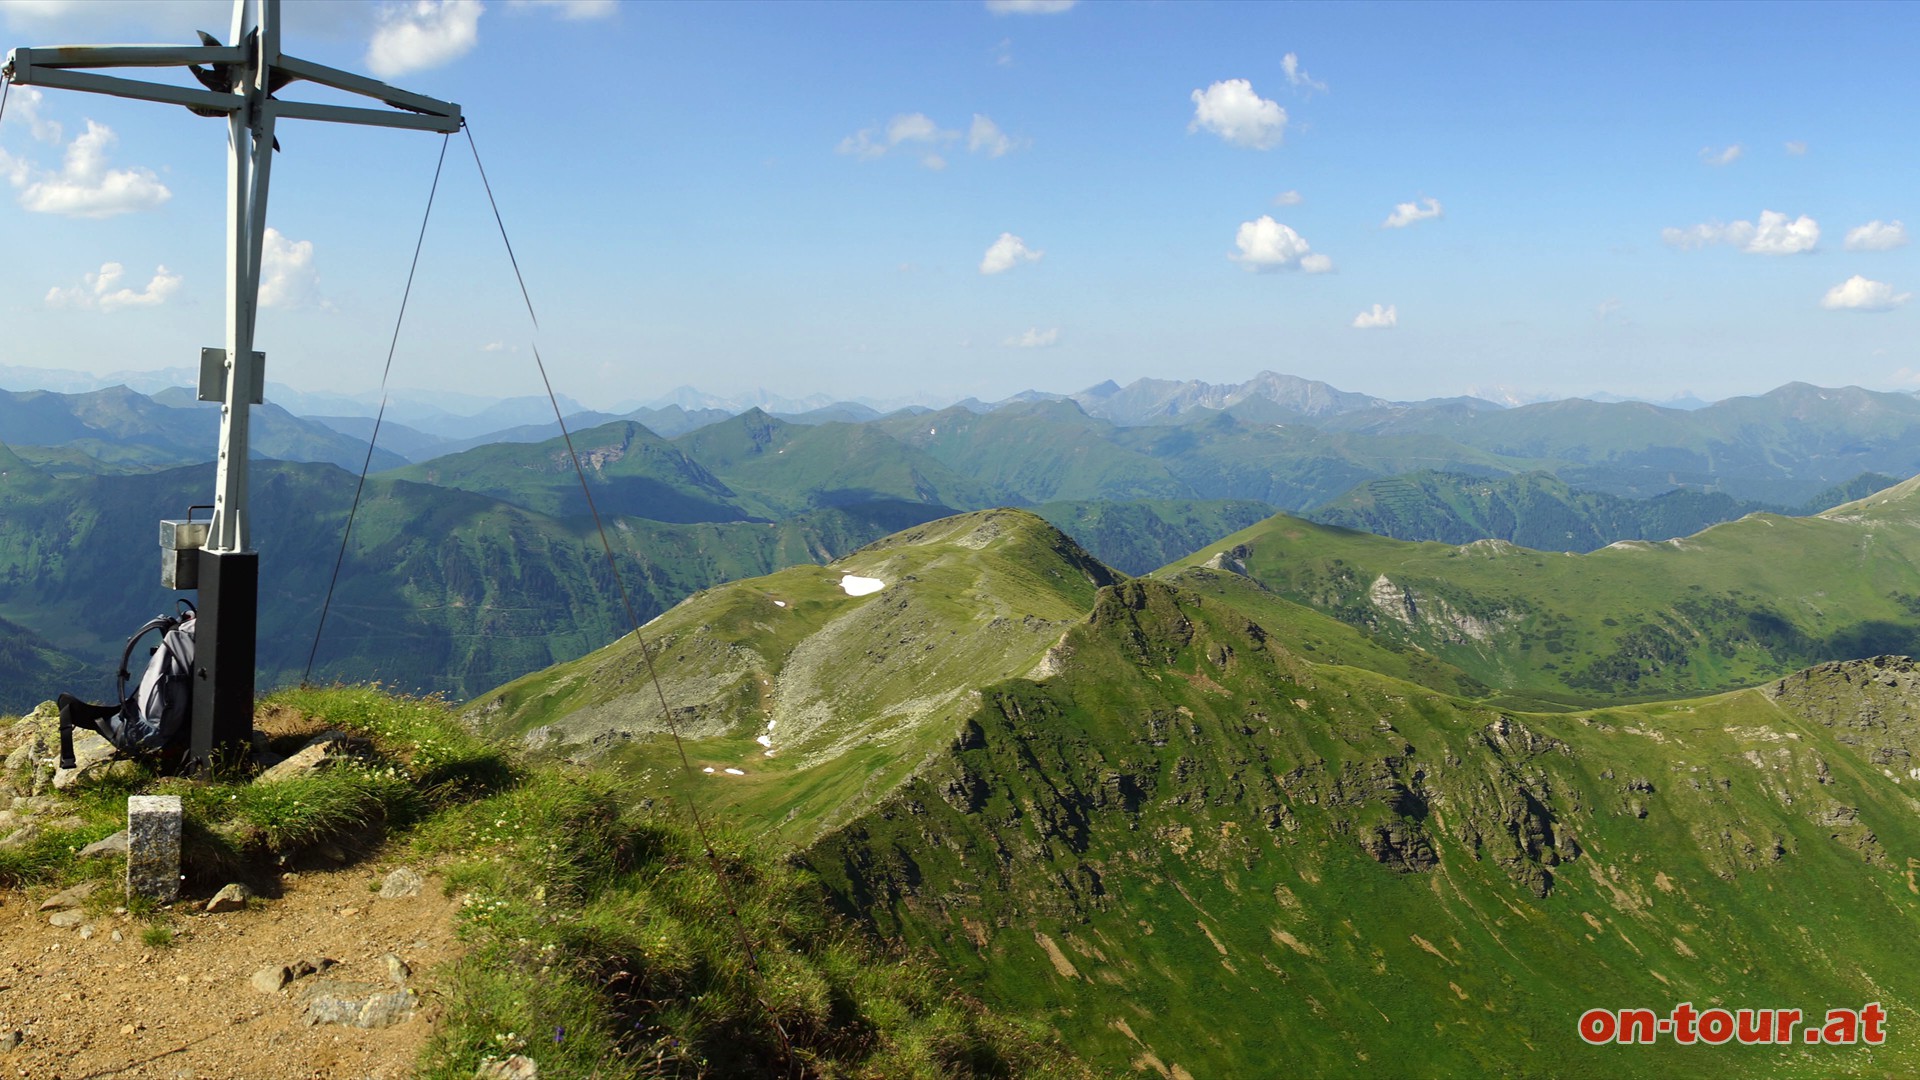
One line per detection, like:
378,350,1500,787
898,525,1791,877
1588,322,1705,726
1,386,405,473
388,419,749,524
802,581,1920,1077
676,408,1001,517
1307,469,1897,553
465,503,1920,1077
468,509,1122,845
1172,478,1920,707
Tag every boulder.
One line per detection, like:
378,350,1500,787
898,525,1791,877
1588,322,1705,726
80,830,129,859
257,731,371,785
38,880,103,912
298,979,417,1028
378,867,424,900
205,882,254,914
251,965,292,994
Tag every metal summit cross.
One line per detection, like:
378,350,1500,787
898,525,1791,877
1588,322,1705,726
2,0,460,765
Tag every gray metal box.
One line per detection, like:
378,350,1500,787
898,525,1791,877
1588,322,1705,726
160,519,209,590
198,347,265,404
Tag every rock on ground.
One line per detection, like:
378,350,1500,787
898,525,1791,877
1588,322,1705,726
205,882,254,913
476,1055,539,1079
379,867,425,899
257,731,372,784
298,980,418,1028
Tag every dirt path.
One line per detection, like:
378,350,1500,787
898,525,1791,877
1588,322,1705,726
0,858,461,1080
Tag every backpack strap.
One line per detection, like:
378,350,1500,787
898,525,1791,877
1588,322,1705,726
117,615,180,705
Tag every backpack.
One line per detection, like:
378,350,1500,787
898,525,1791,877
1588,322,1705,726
57,602,197,769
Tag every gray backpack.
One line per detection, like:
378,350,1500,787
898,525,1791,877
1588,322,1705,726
58,604,196,768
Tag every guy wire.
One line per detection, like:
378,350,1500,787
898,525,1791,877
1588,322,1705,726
464,123,799,1069
305,133,450,684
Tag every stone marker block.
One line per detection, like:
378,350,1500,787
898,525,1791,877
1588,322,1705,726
127,795,182,903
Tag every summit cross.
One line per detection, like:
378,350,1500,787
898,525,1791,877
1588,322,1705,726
3,0,461,764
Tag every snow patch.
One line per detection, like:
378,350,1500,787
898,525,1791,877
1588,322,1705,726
756,735,772,747
773,600,787,608
724,768,745,776
840,574,886,596
702,767,715,774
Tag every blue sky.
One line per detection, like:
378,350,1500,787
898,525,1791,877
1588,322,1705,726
1,0,1916,412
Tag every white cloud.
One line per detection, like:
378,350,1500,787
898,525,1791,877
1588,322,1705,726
481,341,516,352
13,120,170,218
1661,210,1818,255
258,228,320,309
1745,211,1819,254
0,85,61,143
968,114,1019,157
1189,79,1287,150
1281,53,1327,94
1382,197,1442,229
1845,220,1909,252
985,0,1075,13
1003,327,1060,348
980,232,1043,275
1272,189,1303,206
506,0,614,17
1699,144,1743,167
46,262,182,311
887,113,944,145
836,130,885,161
1596,297,1624,321
1228,216,1330,273
992,38,1014,67
1785,140,1808,156
1821,276,1910,313
1351,303,1397,329
839,113,970,168
1659,223,1721,249
366,0,483,78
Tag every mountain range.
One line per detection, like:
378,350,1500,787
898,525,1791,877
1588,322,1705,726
12,364,1920,1074
465,498,1920,1077
7,370,1920,709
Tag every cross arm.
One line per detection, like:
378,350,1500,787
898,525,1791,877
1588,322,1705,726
2,55,240,113
273,55,460,126
270,100,459,133
7,43,244,71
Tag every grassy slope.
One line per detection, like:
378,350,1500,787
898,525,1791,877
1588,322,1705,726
1307,469,1899,553
1168,486,1920,707
874,402,1191,504
0,687,1088,1079
1030,498,1278,576
675,409,1000,518
801,580,1920,1078
0,614,87,713
388,419,750,523
466,509,1123,847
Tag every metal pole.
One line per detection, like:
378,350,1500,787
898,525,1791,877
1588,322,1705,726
193,0,272,767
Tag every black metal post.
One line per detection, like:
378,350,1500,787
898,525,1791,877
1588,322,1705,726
191,547,257,766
